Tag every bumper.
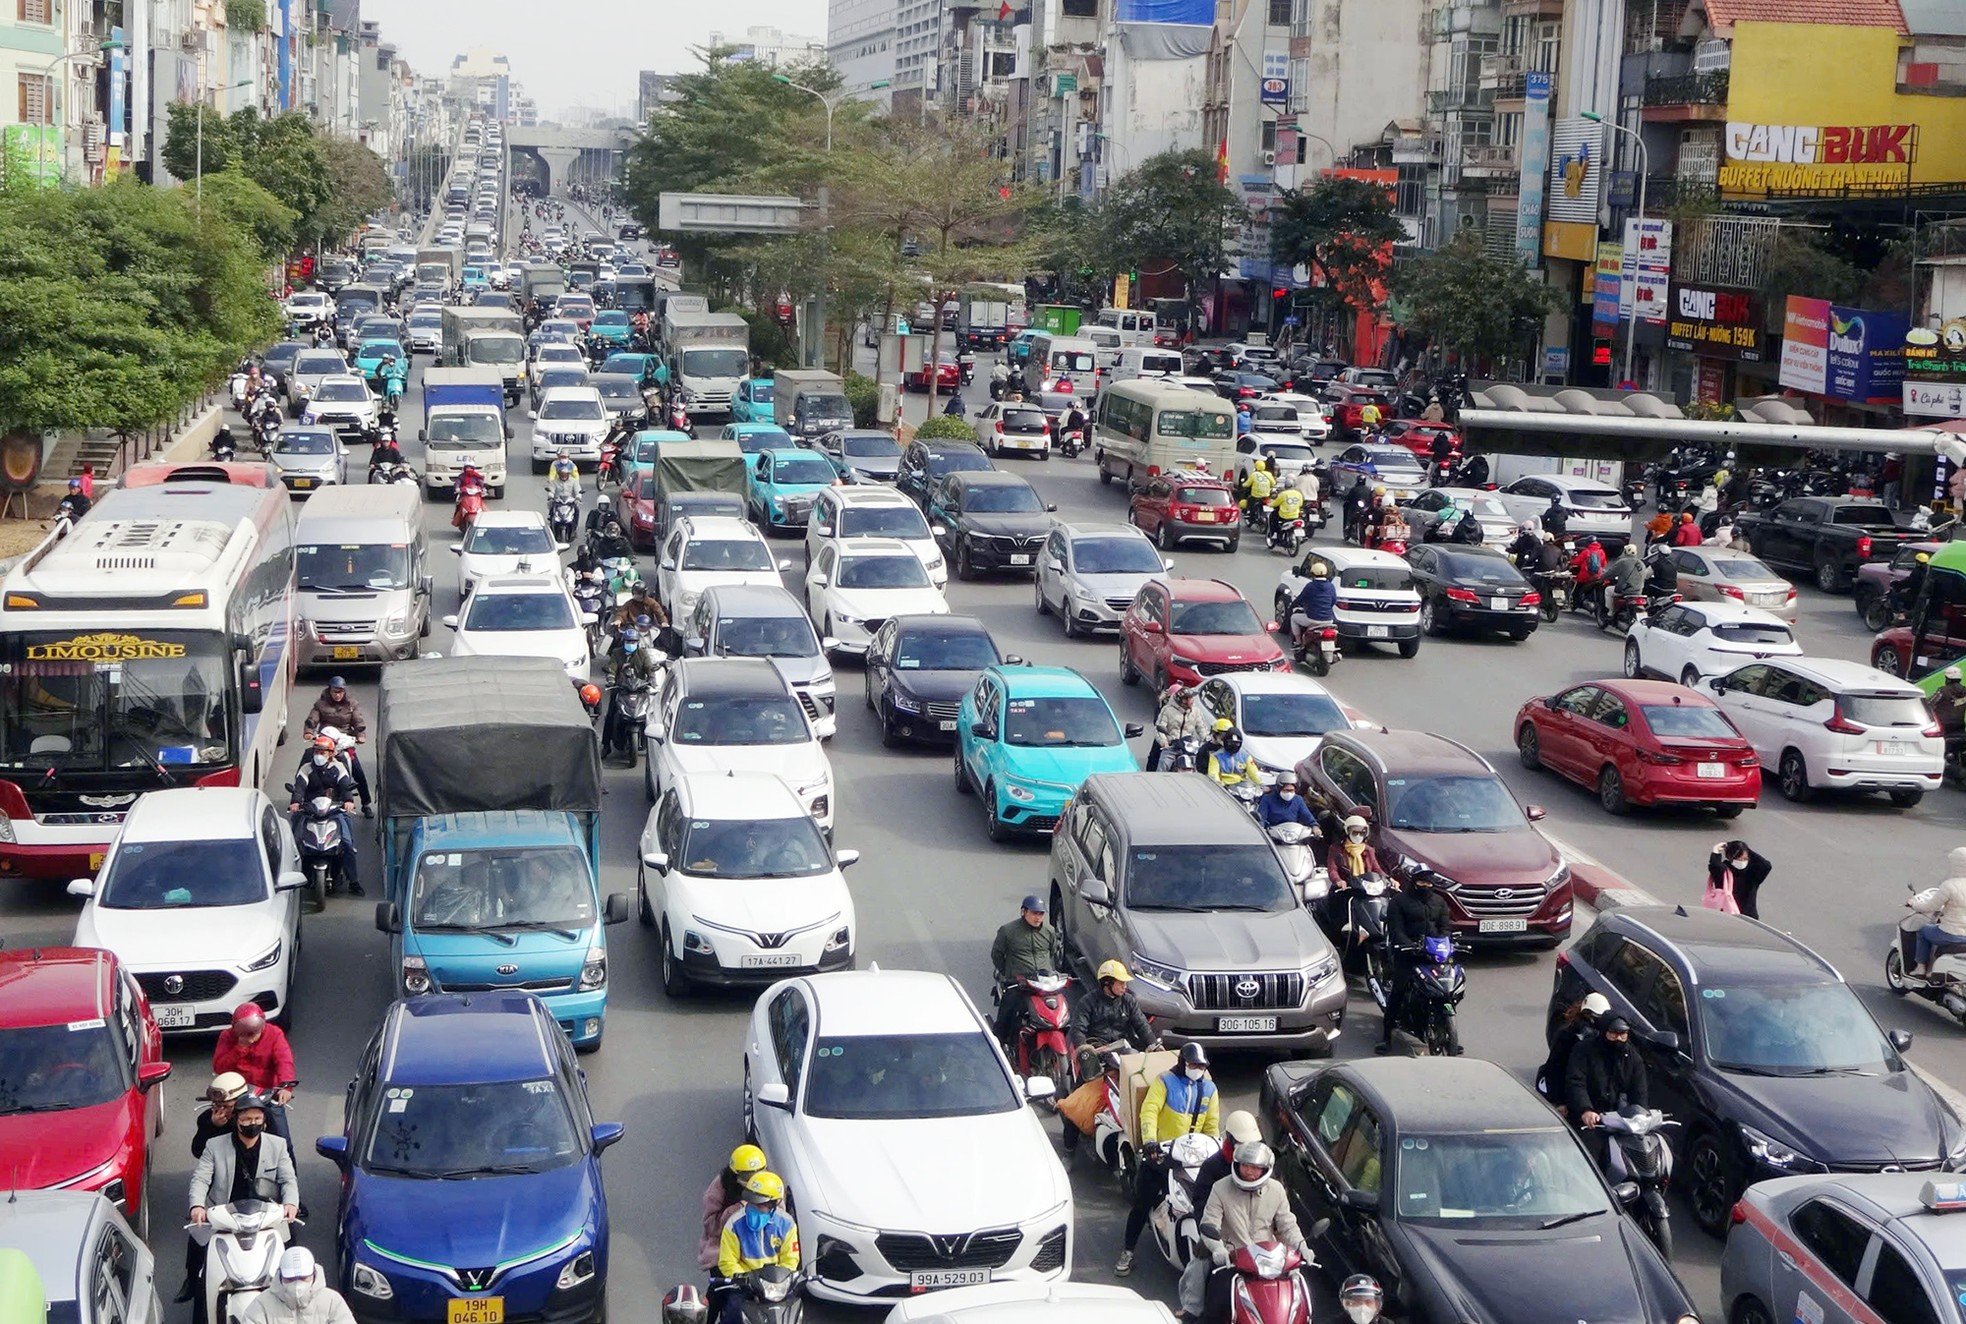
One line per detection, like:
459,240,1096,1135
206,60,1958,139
533,438,603,462
1448,890,1572,946
0,834,113,881
1438,604,1539,633
296,625,422,668
1334,616,1421,643
1133,972,1348,1050
344,1260,603,1324
1161,518,1240,546
1058,597,1127,633
1820,762,1944,791
883,703,964,743
679,941,854,987
803,1210,1070,1304
280,473,341,495
1163,658,1291,688
994,435,1050,455
1627,765,1761,806
990,784,1070,834
539,989,609,1045
959,541,1043,573
137,966,286,1034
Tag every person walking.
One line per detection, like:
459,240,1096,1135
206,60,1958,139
1707,840,1771,920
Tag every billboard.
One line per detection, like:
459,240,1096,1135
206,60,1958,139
1,126,62,187
1592,242,1623,334
1903,320,1966,419
1114,0,1213,59
1665,283,1765,362
1541,118,1604,262
1515,71,1551,265
1619,217,1672,326
1261,52,1288,106
1781,297,1908,404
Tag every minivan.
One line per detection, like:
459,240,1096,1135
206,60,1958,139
293,483,432,668
684,583,839,738
1112,346,1184,383
1022,333,1101,396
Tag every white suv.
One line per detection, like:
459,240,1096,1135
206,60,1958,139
454,510,561,597
807,487,947,587
638,770,857,995
441,575,591,681
658,515,791,622
530,386,609,468
644,658,834,827
1274,545,1423,659
804,537,950,656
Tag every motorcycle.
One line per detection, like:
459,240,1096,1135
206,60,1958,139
1147,1130,1219,1273
597,437,624,489
188,1200,297,1324
229,371,252,409
453,482,487,533
291,790,346,909
710,1265,805,1324
1320,871,1393,993
1887,886,1966,1028
369,460,418,486
570,570,610,654
1594,589,1678,634
998,970,1074,1101
1159,734,1202,773
1227,777,1266,817
601,555,645,604
1596,1106,1678,1259
211,433,238,463
1388,932,1466,1057
1292,618,1339,677
1268,822,1326,906
1058,428,1086,459
1533,569,1575,623
1267,511,1308,556
548,492,580,546
608,668,655,768
1861,580,1914,633
1195,1225,1327,1324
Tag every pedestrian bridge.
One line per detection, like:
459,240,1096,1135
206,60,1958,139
505,125,635,197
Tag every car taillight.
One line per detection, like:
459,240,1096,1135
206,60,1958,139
1857,534,1873,558
1926,722,1944,739
1636,748,1682,765
1730,1201,1750,1227
1520,591,1541,607
1824,707,1866,735
1444,587,1479,603
1717,585,1744,600
1784,587,1797,600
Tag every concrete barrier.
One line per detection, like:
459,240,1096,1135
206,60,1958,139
147,402,227,467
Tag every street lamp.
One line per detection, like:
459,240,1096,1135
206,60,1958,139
196,79,258,206
30,35,124,184
1583,110,1649,389
770,73,886,368
770,73,885,153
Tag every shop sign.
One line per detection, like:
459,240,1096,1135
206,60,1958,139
1665,283,1764,361
1904,320,1966,418
1719,121,1918,193
1591,242,1622,334
1780,297,1907,404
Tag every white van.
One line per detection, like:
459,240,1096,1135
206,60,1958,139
1091,380,1237,488
1111,347,1184,383
1085,326,1124,372
1096,307,1159,347
1023,332,1101,396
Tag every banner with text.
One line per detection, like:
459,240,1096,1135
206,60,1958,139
1665,282,1764,362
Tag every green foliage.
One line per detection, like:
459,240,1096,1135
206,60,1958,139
1393,231,1564,368
196,168,297,262
162,107,362,247
733,307,795,368
226,0,266,31
913,415,976,442
311,137,393,248
1759,228,1866,311
1099,149,1245,297
844,372,879,427
162,101,229,182
1270,177,1405,316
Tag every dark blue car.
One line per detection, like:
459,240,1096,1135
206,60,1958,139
317,993,623,1324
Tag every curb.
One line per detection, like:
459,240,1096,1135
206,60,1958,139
1545,831,1664,913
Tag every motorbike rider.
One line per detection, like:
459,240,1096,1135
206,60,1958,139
713,1171,799,1324
1242,456,1275,520
1507,521,1542,570
1116,1043,1220,1276
54,478,90,523
1067,959,1154,1068
1671,510,1702,547
289,735,362,896
452,463,488,531
699,1144,769,1271
1198,1139,1308,1324
1644,540,1679,599
991,894,1067,1047
1343,483,1378,543
1286,462,1319,504
599,627,659,762
1605,541,1646,614
368,430,406,478
1288,561,1338,649
1062,400,1089,442
547,449,581,502
1536,992,1609,1115
1148,684,1210,772
1174,1110,1263,1319
1200,719,1256,789
1372,497,1410,550
1931,666,1966,763
1325,814,1384,890
301,679,371,815
1378,869,1458,1055
1540,493,1569,540
1267,479,1306,543
239,1249,357,1324
1907,847,1966,978
212,1002,302,1144
178,1072,252,1300
184,1095,301,1308
1255,773,1319,832
1339,1277,1386,1324
1565,1013,1648,1166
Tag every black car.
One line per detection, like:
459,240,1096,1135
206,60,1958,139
817,429,905,484
925,471,1056,581
1548,906,1965,1238
897,439,993,509
1407,544,1540,641
864,614,1005,745
1213,370,1280,401
1260,1057,1695,1324
259,341,308,393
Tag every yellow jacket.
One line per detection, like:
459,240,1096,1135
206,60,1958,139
1272,488,1305,520
1247,469,1276,500
1138,1070,1221,1144
718,1210,800,1278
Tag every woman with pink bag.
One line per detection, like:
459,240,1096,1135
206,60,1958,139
1705,840,1770,919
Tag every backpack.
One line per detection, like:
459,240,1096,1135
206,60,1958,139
1585,548,1606,577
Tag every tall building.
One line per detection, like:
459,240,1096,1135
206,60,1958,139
639,69,682,121
827,0,897,101
449,46,512,121
708,25,827,66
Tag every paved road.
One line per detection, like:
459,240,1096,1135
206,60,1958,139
6,222,1961,1323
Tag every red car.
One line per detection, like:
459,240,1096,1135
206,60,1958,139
1120,575,1287,690
1379,420,1461,460
1324,384,1393,437
1514,678,1760,815
614,471,660,550
905,356,962,393
0,947,170,1234
1128,474,1241,551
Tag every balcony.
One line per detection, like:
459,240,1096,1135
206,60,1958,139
1461,143,1520,179
1480,54,1529,103
1640,70,1729,122
1390,129,1443,165
1503,0,1564,15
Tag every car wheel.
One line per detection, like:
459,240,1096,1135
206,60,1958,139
863,667,876,710
956,540,976,581
1156,521,1173,551
1680,664,1702,687
1508,625,1534,642
531,456,547,476
1685,1130,1740,1238
953,743,971,794
636,863,653,926
1034,578,1050,616
1598,766,1628,815
1732,1298,1775,1324
1858,588,1891,632
1049,884,1070,954
984,782,1009,843
1119,638,1141,686
1622,638,1643,679
1890,787,1926,809
1777,748,1813,802
1419,597,1443,637
879,698,903,749
1874,646,1906,677
1814,555,1847,593
1397,637,1420,659
1886,943,1912,995
1516,725,1541,771
1225,537,1239,553
1063,606,1082,639
659,921,690,998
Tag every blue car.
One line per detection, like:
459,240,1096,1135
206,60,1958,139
589,310,635,349
730,376,776,424
1327,443,1429,502
599,352,666,390
721,423,797,471
318,992,622,1324
955,664,1142,840
619,428,693,486
747,446,839,533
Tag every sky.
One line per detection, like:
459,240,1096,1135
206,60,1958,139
359,0,828,122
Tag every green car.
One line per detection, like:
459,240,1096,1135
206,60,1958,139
354,338,407,383
600,352,667,390
591,310,635,348
955,664,1142,840
730,376,775,424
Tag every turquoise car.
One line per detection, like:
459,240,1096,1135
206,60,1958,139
721,423,797,471
601,352,667,390
620,428,692,485
731,376,776,423
1008,329,1043,366
460,265,489,290
591,310,635,348
354,338,407,383
955,664,1142,840
747,446,838,532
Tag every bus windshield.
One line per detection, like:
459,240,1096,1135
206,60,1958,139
0,631,234,771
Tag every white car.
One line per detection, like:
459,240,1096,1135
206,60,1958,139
1703,656,1944,807
1401,487,1518,548
743,970,1072,1304
805,537,951,656
1233,433,1317,486
638,770,857,994
454,509,561,597
532,341,585,369
70,788,306,1032
1257,391,1331,441
1034,521,1167,636
406,311,444,354
1273,545,1423,659
885,1284,1175,1324
299,374,378,432
1192,671,1363,777
659,515,791,622
644,658,834,827
808,487,947,587
531,386,609,466
1623,600,1801,686
441,575,591,682
284,290,334,326
1496,474,1634,547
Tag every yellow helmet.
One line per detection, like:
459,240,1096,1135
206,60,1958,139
1213,717,1234,732
1096,959,1132,984
1371,485,1386,497
743,1171,786,1204
1917,551,1931,564
728,1144,767,1176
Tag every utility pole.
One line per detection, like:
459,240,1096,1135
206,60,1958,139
773,74,886,370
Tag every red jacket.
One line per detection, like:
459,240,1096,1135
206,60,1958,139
212,1023,298,1093
1671,521,1702,547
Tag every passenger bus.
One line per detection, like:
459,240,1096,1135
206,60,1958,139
0,476,296,879
1091,380,1237,488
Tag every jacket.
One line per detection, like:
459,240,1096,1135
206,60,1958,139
1155,694,1211,744
1536,1022,1590,1100
237,1273,357,1324
189,1133,301,1212
1671,520,1702,547
1200,1178,1305,1257
604,643,659,685
1203,747,1255,787
1609,555,1647,597
1912,849,1966,936
290,759,356,809
1508,532,1542,568
302,687,366,739
1388,886,1452,948
1564,1033,1648,1118
1139,1071,1220,1144
1292,578,1337,621
1255,791,1317,830
1271,487,1305,521
213,1022,298,1093
1069,988,1152,1051
1932,683,1966,733
1326,840,1384,888
1646,557,1679,595
699,1173,740,1270
990,917,1065,982
1708,848,1771,900
717,1209,799,1278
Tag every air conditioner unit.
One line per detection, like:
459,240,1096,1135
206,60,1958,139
180,29,211,55
1261,149,1277,165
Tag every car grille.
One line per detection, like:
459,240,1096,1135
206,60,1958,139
877,1228,1022,1272
925,700,961,722
442,977,574,993
1193,660,1271,678
1455,881,1550,919
1018,814,1061,833
859,617,889,636
1105,596,1136,611
795,691,821,721
1187,971,1305,1011
1029,1226,1068,1273
1828,1159,1942,1174
314,619,377,639
1338,598,1419,614
136,970,238,1004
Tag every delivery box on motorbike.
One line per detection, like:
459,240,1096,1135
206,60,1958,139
1116,1048,1179,1147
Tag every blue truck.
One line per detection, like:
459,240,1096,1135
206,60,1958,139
373,657,628,1050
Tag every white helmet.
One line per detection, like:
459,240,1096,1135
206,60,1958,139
1224,1109,1261,1150
1231,1140,1276,1190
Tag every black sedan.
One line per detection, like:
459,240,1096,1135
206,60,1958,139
1213,370,1280,401
925,471,1057,580
897,438,993,509
816,429,905,484
1260,1057,1697,1324
1407,544,1541,641
864,614,1006,745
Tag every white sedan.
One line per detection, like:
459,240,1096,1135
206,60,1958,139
1256,392,1331,441
743,970,1072,1304
441,575,591,682
805,537,950,656
454,510,562,597
1192,671,1366,777
1622,600,1802,687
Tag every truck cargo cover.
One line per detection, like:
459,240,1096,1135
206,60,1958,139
656,439,747,495
378,658,600,819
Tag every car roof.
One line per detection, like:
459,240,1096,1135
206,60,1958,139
921,441,988,458
381,992,559,1085
988,663,1101,698
1588,678,1719,707
472,575,569,595
0,1191,109,1298
1601,907,1839,981
884,1281,1176,1324
679,516,767,542
1539,473,1619,494
702,583,805,618
1750,655,1917,693
318,374,367,387
832,486,912,507
1155,576,1248,603
952,470,1033,490
836,537,917,558
894,613,991,637
1429,487,1503,503
538,386,602,403
1058,522,1149,541
798,969,982,1037
120,786,261,842
1340,1057,1561,1130
471,509,550,529
674,656,799,698
1213,670,1338,699
1356,445,1420,460
1084,773,1259,845
1674,601,1789,625
1334,728,1490,775
674,769,809,821
1314,546,1410,569
0,947,112,1027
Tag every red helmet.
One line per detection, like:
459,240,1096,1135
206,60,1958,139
579,683,602,707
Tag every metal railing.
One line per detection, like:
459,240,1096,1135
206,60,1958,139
1642,70,1729,106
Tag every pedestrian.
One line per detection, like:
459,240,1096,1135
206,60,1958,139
1707,840,1771,920
78,462,95,501
212,1004,300,1146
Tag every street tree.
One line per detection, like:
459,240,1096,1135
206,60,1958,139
1099,149,1244,314
196,169,297,263
1269,175,1404,335
1394,230,1564,370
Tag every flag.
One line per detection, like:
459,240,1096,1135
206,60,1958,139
998,0,1012,18
1215,138,1229,185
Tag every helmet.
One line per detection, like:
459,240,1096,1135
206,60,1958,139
1096,959,1131,985
662,1285,709,1324
1179,1042,1209,1070
1339,1275,1383,1322
1600,1014,1632,1035
208,1072,249,1105
1309,561,1330,579
742,1171,785,1205
1580,992,1611,1018
1342,814,1369,837
1224,1109,1261,1148
1918,551,1932,565
1213,717,1234,733
578,683,602,707
1217,728,1243,753
1371,485,1386,497
1230,1141,1276,1190
234,1092,272,1118
67,478,81,492
313,734,336,752
728,1143,767,1176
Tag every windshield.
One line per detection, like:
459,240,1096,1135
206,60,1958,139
1175,486,1233,508
716,616,817,659
296,355,345,375
745,380,776,402
1002,695,1119,747
410,845,594,931
1127,844,1296,912
276,431,336,456
1000,409,1049,433
1641,705,1740,739
962,484,1044,514
0,1023,126,1115
98,836,264,907
362,1078,581,1178
1843,693,1933,727
1394,1130,1609,1228
838,506,927,539
766,455,837,486
1074,539,1162,576
1710,621,1793,646
299,543,411,591
1241,692,1346,737
683,348,749,377
471,339,524,364
672,696,808,746
539,398,603,422
1709,557,1777,581
678,815,831,878
803,1033,1019,1120
894,627,998,671
1158,410,1234,440
462,593,576,632
733,431,790,455
1831,505,1895,526
466,525,554,556
558,299,595,317
314,382,367,403
0,632,233,771
1333,565,1415,591
681,539,774,572
536,346,582,364
1566,487,1627,510
798,394,850,419
1170,600,1264,635
838,555,930,589
427,416,502,449
409,316,442,331
595,380,640,402
1702,980,1898,1075
928,449,990,475
1384,774,1523,833
359,342,404,361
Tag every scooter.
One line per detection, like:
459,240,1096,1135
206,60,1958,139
1058,428,1086,459
1268,822,1327,905
1079,1046,1140,1195
1195,1226,1326,1324
211,433,238,463
1267,511,1308,556
1388,933,1466,1056
1321,872,1393,993
188,1200,297,1324
369,460,418,486
709,1266,805,1324
999,970,1073,1101
1534,569,1575,623
548,492,580,546
1147,1130,1219,1273
570,570,610,654
1293,619,1340,677
1887,888,1966,1028
452,483,487,533
291,790,346,908
608,668,655,768
1596,589,1678,634
1596,1106,1677,1259
1159,735,1202,773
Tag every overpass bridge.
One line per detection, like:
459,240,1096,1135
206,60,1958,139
505,124,636,197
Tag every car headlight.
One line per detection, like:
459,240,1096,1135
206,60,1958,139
380,609,410,635
1303,953,1340,987
243,941,283,973
1131,954,1185,990
1168,653,1202,669
1547,862,1572,889
890,693,922,714
350,1263,394,1300
1741,1124,1823,1173
1005,784,1036,803
682,929,715,956
577,948,607,991
555,1250,596,1290
832,611,861,627
402,955,430,995
824,925,851,953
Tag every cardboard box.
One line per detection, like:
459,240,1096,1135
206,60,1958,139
1117,1048,1178,1147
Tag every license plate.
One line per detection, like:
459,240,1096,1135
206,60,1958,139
292,478,313,488
1697,762,1726,779
938,720,957,732
1217,1016,1278,1032
448,1299,503,1324
741,954,801,968
1490,597,1508,610
911,1270,989,1291
332,646,360,661
154,1005,195,1030
1009,554,1032,565
1195,511,1216,522
1367,625,1389,639
1478,918,1529,934
1879,741,1912,756
88,852,103,870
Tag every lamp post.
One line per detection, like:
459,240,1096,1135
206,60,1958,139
30,36,124,185
196,78,257,206
770,75,887,368
1583,110,1648,389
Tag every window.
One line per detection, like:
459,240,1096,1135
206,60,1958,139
767,989,810,1093
1269,0,1292,21
1789,1199,1871,1286
1312,1081,1358,1144
1553,686,1602,718
1717,663,1771,696
1591,696,1630,730
1598,937,1663,1007
17,72,52,125
261,806,285,878
1867,1241,1940,1324
18,0,52,23
1333,1103,1384,1194
1643,966,1689,1041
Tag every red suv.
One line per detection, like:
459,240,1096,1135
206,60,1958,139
1379,420,1461,460
1324,385,1392,438
1129,474,1241,552
1120,576,1288,690
0,948,170,1233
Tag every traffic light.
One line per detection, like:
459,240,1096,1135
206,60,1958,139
1592,341,1612,367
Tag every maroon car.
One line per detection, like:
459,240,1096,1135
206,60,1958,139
1854,541,1942,631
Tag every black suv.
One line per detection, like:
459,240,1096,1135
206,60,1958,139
924,471,1057,581
1548,906,1965,1236
896,438,992,509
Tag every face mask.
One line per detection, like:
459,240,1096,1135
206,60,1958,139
312,754,328,767
623,643,638,654
1343,1304,1379,1324
1185,1067,1205,1082
742,1207,772,1233
277,1278,319,1311
1346,832,1365,843
1279,788,1295,800
236,1122,264,1139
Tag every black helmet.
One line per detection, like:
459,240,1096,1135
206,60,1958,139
1179,1042,1209,1070
1599,1014,1632,1036
1218,728,1243,754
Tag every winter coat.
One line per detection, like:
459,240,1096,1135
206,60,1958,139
237,1273,357,1324
1564,1034,1648,1119
990,917,1065,982
302,687,366,739
1201,1179,1305,1257
1912,849,1966,936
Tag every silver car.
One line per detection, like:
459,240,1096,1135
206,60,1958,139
270,426,347,494
1034,521,1169,636
1670,545,1799,623
685,583,839,739
285,348,349,416
0,1191,161,1324
298,374,378,437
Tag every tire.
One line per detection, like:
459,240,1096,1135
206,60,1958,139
1885,943,1911,995
1156,521,1173,551
953,743,971,794
636,863,653,926
1622,639,1643,678
1732,1298,1775,1324
1890,787,1926,808
1034,578,1050,616
659,921,690,998
1685,1130,1740,1238
1517,725,1541,770
1419,597,1443,637
1063,607,1082,639
1508,626,1533,642
741,1063,759,1144
879,700,902,749
1225,538,1239,553
1814,555,1847,593
1030,1047,1069,1109
1680,665,1702,687
1875,647,1906,678
1859,590,1891,632
1643,1207,1673,1262
531,456,547,476
1541,597,1559,623
1598,766,1629,815
1594,594,1613,631
1119,638,1141,686
1398,638,1420,659
1777,749,1814,803
1307,649,1328,677
984,782,1009,843
956,540,976,582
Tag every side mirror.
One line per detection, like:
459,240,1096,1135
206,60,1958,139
836,848,861,869
1123,723,1145,738
374,902,401,935
809,575,829,589
757,1082,792,1110
683,637,705,656
1140,620,1163,635
820,637,840,652
1265,620,1280,632
970,721,990,739
641,850,669,873
418,428,428,442
137,1061,172,1091
1612,1181,1641,1206
1004,654,1025,665
1198,1222,1222,1242
603,893,631,925
1046,503,1059,513
275,871,310,893
777,558,794,572
1163,559,1175,572
1544,695,1560,710
555,542,570,553
1082,879,1112,908
1308,1217,1332,1241
441,614,460,629
590,1122,625,1154
239,657,265,715
1525,804,1548,822
1339,1188,1379,1214
1890,1028,1915,1053
315,1135,350,1166
1638,1029,1681,1053
449,545,462,555
1024,1076,1058,1103
65,878,95,898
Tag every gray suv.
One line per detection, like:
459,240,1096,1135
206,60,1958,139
1047,773,1345,1051
683,583,838,739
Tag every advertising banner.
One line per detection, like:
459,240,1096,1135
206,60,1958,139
1904,321,1966,418
1619,217,1672,326
1541,118,1604,262
1261,52,1289,106
1783,298,1908,404
1779,297,1830,394
1592,242,1623,334
1,125,62,188
108,26,127,146
1515,71,1551,265
1665,282,1765,362
1114,0,1213,58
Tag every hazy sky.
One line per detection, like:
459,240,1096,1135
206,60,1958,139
360,0,828,121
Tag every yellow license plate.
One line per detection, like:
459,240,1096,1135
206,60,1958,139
88,852,104,870
293,478,313,488
332,646,360,661
448,1298,503,1324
